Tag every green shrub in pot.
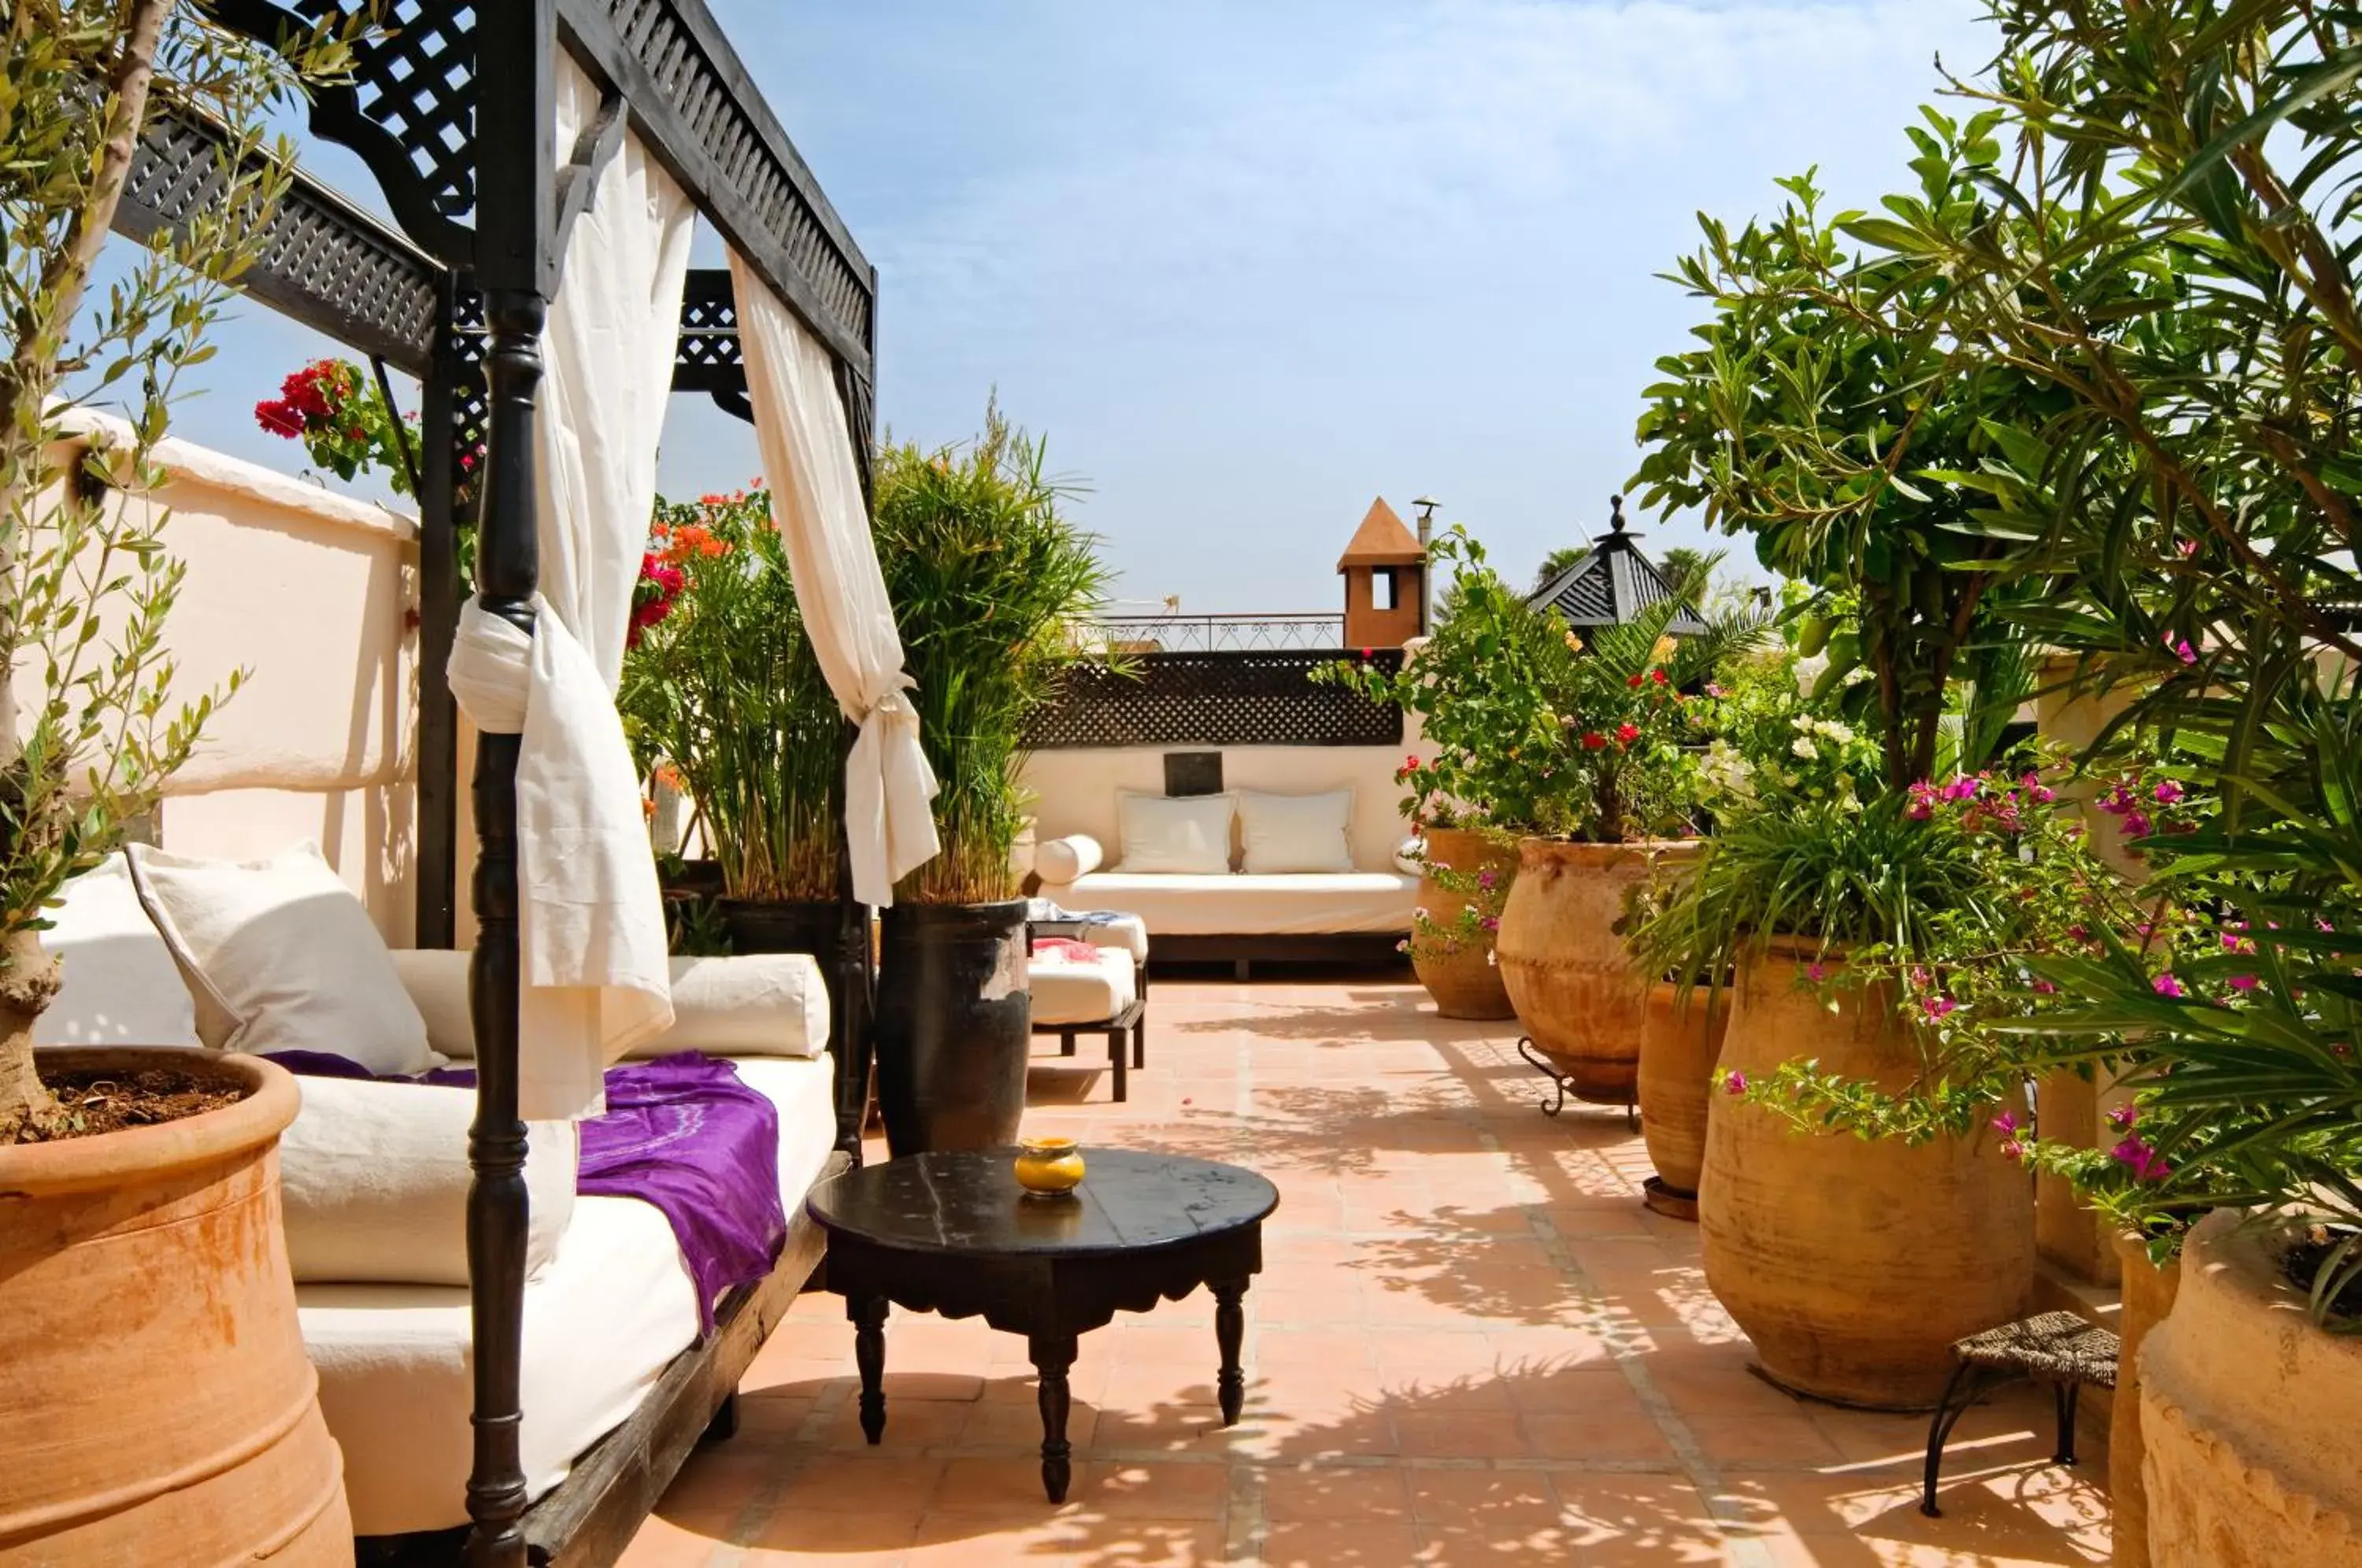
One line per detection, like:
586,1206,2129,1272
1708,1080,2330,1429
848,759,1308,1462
867,402,1116,1153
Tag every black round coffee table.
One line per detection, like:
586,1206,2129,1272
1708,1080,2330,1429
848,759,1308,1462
805,1148,1279,1503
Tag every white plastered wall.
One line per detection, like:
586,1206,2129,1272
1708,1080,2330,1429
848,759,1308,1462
34,412,420,941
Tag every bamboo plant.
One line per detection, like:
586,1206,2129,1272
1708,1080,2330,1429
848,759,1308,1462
871,402,1116,906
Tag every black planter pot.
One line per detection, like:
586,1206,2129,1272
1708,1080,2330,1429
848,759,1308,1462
718,897,856,1031
874,899,1031,1157
661,858,729,901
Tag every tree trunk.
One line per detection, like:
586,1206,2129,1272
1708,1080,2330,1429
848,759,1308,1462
0,926,64,1133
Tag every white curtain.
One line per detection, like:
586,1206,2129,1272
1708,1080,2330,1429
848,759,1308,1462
446,55,693,1120
727,250,940,908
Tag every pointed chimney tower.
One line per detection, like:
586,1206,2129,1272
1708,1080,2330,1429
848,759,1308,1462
1337,497,1427,650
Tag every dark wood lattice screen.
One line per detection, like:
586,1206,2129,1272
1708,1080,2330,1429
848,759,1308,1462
1024,651,1405,750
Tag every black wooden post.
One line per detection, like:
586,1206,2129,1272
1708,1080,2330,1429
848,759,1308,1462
464,4,555,1565
414,274,468,951
830,353,881,1163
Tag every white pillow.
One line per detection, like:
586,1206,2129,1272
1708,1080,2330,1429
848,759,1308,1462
279,1074,576,1285
1116,792,1235,875
384,948,832,1062
1238,790,1356,875
35,856,201,1047
1035,834,1105,885
126,842,435,1077
1394,836,1429,876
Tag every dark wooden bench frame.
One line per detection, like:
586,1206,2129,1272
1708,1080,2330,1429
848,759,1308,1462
358,1151,850,1567
1034,998,1147,1103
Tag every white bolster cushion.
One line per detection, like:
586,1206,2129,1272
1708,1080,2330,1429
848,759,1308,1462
1394,836,1429,876
1035,834,1105,886
280,1074,576,1285
388,949,829,1061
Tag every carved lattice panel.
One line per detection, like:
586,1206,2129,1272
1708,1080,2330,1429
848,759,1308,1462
1024,652,1405,751
599,0,874,354
118,106,440,372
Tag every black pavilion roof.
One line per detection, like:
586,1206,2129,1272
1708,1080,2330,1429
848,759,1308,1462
1527,495,1709,635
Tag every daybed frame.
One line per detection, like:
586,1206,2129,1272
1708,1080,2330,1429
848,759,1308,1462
112,5,879,1562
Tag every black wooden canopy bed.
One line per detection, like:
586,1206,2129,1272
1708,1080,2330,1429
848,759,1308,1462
110,3,886,1561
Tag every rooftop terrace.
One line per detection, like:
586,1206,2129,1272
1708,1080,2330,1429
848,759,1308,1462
624,981,2112,1567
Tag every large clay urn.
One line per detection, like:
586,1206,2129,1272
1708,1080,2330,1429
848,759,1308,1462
1637,981,1728,1215
2138,1211,2362,1568
1409,827,1518,1020
2111,1230,2184,1568
1700,947,2033,1407
1495,838,1697,1106
0,1048,351,1565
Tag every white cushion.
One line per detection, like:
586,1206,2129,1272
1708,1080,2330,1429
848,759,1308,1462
280,1074,576,1285
1035,834,1105,885
34,856,200,1048
300,1051,840,1534
1063,870,1417,936
386,948,831,1061
1394,836,1428,876
1029,945,1138,1026
1238,789,1355,875
127,842,435,1077
1115,792,1234,875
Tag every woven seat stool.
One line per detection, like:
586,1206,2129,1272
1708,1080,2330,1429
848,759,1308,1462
1920,1310,2119,1517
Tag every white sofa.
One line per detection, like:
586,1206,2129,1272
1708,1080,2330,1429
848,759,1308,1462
318,949,839,1537
1024,749,1420,971
35,860,844,1544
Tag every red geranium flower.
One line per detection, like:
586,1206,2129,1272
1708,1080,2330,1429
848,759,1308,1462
1579,731,1606,752
1616,722,1640,746
1626,673,1644,689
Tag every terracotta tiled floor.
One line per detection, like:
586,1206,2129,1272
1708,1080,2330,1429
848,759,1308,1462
624,980,2112,1567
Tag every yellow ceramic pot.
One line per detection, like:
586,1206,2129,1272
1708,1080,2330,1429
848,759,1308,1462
1014,1137,1086,1196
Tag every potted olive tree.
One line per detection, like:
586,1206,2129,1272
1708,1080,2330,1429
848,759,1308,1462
0,4,356,1558
868,405,1113,1155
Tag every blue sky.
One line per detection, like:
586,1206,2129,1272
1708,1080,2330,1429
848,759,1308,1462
158,0,1994,612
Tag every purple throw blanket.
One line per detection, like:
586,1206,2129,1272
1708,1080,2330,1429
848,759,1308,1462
270,1050,786,1334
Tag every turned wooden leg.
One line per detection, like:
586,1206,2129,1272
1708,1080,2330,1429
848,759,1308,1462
850,1295,887,1444
1213,1279,1247,1426
1030,1332,1079,1503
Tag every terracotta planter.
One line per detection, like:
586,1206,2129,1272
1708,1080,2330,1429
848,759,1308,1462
2139,1211,2362,1568
1637,982,1728,1215
0,1048,350,1565
1699,949,2033,1407
1495,838,1697,1106
2112,1230,2184,1568
1409,827,1518,1020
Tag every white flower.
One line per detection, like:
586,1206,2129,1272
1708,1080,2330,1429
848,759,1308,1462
1792,737,1819,760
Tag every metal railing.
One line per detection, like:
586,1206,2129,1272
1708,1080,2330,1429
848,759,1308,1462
1086,612,1348,653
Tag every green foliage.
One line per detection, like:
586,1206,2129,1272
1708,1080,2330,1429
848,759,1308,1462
1321,528,1575,834
874,402,1116,905
0,2,359,1122
1323,527,1757,841
618,488,842,903
1630,135,2079,789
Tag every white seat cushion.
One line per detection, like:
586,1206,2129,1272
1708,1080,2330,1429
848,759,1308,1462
302,1050,839,1535
1237,789,1355,875
1029,945,1138,1026
279,1074,577,1286
35,856,200,1048
127,842,435,1076
1062,871,1416,937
